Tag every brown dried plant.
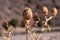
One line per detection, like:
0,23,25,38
23,7,33,28
23,7,35,40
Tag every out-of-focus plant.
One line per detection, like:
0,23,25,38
9,18,18,27
2,21,14,40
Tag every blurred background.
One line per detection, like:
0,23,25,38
0,0,60,40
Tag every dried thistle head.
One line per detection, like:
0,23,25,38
33,12,40,21
51,7,57,17
23,7,32,20
42,6,48,16
24,19,30,26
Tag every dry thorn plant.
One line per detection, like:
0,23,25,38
23,7,34,40
23,7,41,40
37,6,58,40
1,6,57,40
23,6,58,40
41,6,58,32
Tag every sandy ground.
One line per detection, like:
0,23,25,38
0,27,60,40
0,32,60,40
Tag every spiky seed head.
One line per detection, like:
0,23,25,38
42,6,48,16
23,7,32,20
33,12,40,21
51,7,57,17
